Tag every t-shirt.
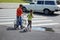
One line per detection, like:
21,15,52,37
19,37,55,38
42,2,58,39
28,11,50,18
27,13,33,20
16,8,23,16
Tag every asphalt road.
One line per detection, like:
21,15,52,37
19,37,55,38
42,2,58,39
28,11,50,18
0,9,60,40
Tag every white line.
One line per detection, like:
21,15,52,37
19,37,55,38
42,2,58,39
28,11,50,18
23,16,47,19
24,16,47,18
0,19,15,22
0,17,48,22
0,22,59,26
0,19,52,22
0,22,13,25
32,20,52,22
0,16,47,19
24,17,47,20
32,23,59,26
0,17,16,18
25,20,53,23
33,17,47,19
23,14,47,18
0,16,47,18
0,15,15,16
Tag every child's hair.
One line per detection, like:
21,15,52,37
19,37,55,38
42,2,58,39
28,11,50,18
30,10,33,12
19,4,23,7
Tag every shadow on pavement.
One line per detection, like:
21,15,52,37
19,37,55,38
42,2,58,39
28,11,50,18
19,31,28,33
6,27,28,33
6,27,54,32
0,8,3,9
6,27,17,31
42,27,55,32
34,12,60,17
4,25,55,32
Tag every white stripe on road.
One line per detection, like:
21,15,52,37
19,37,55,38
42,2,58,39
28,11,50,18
32,20,52,23
24,18,47,20
0,14,15,16
0,17,16,18
32,23,59,26
0,19,52,23
25,20,53,24
0,22,13,25
0,17,47,20
0,19,15,22
0,17,46,19
0,16,47,19
23,16,47,18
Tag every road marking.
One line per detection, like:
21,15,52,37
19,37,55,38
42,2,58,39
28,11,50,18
24,15,47,18
0,16,47,19
32,20,52,22
24,18,47,20
0,19,52,23
32,23,59,26
0,22,13,25
0,17,16,18
25,20,53,24
0,19,15,22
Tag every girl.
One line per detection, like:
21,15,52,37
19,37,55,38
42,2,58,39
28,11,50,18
27,10,33,31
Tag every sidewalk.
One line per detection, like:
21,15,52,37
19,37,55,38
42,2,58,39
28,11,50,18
0,3,29,9
0,25,60,40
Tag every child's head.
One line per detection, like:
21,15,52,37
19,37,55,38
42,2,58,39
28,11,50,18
19,4,23,8
30,10,33,13
30,10,33,16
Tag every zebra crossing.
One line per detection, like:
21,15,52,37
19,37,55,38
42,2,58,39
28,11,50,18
0,15,59,26
0,9,59,27
23,14,59,27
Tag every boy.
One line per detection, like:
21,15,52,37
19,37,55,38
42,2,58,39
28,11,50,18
27,10,33,31
15,4,23,29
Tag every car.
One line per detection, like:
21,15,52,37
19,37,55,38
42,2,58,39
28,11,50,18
23,0,60,14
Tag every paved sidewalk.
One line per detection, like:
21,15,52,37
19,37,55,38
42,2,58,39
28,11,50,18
0,25,60,40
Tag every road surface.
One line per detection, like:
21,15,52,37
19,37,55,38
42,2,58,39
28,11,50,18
0,9,60,40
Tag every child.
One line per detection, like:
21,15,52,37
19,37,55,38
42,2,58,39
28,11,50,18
27,10,33,32
16,4,23,29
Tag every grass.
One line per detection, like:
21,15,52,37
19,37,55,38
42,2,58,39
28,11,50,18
0,0,27,3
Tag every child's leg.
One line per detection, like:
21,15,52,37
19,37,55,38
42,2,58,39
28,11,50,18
19,16,23,29
30,21,32,31
27,20,32,31
16,16,19,29
27,20,30,29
